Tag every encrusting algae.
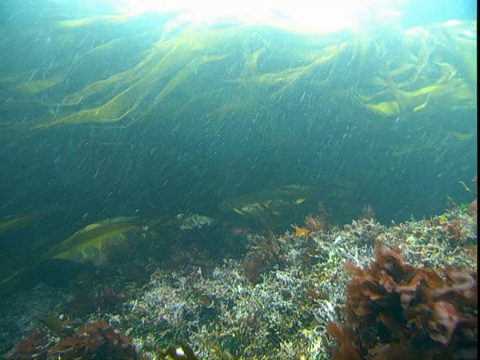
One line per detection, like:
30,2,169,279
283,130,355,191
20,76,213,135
1,197,476,359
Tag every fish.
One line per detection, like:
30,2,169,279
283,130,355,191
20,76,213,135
232,201,271,216
220,185,314,217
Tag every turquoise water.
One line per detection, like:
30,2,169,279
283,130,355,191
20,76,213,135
0,1,477,358
0,0,477,297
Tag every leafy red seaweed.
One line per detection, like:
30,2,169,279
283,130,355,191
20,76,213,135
7,320,138,360
328,244,477,360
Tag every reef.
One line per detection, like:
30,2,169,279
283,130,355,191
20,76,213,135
0,200,476,359
176,213,214,230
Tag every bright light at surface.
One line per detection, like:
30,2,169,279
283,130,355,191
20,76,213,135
107,0,400,34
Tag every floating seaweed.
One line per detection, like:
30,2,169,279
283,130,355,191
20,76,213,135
0,16,475,143
0,205,61,235
43,216,141,265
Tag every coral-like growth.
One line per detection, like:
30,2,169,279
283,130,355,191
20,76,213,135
2,205,476,360
328,244,477,360
344,218,385,245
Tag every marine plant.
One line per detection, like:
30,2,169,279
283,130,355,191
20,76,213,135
43,216,141,264
327,244,477,360
244,235,280,283
6,320,139,360
0,15,476,142
49,320,138,359
447,219,463,242
304,214,326,232
4,329,51,360
2,201,474,359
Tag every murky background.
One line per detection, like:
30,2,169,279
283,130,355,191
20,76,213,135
0,0,477,293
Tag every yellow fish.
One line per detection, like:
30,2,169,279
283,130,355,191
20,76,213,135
293,198,306,205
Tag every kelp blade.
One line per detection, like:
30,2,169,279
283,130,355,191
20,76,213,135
46,217,140,262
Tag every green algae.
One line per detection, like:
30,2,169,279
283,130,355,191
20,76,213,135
44,217,140,263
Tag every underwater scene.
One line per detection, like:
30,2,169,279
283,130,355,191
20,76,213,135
0,0,477,358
